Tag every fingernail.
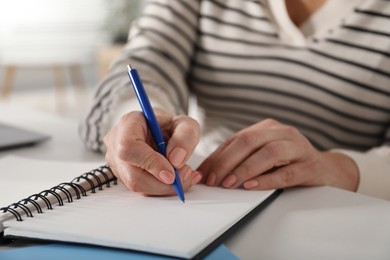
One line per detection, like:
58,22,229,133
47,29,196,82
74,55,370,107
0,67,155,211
159,170,175,184
206,172,216,186
169,147,187,167
222,175,237,188
192,172,202,185
244,180,258,189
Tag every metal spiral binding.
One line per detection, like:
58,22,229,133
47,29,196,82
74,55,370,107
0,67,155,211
27,194,52,210
0,165,116,222
92,166,111,187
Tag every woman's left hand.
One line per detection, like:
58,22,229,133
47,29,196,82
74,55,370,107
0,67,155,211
197,119,360,191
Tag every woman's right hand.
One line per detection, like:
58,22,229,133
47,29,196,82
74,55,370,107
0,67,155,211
103,109,202,196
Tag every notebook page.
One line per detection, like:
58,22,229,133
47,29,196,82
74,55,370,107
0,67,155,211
0,156,102,207
4,182,275,259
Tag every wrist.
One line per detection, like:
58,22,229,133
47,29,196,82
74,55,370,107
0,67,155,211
321,151,360,192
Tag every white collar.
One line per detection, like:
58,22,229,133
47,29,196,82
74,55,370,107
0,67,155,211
266,0,364,46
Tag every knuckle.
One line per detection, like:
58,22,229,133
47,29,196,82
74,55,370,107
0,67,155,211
284,125,299,136
262,118,279,126
177,116,201,140
174,114,186,122
121,112,148,135
280,168,294,186
257,175,274,189
235,163,251,177
139,152,160,172
187,132,200,147
121,111,140,122
189,117,201,131
119,113,131,124
260,176,273,189
237,132,256,147
264,143,283,158
116,139,133,159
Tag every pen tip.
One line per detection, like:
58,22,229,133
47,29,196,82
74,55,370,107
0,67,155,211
182,199,185,204
127,64,132,71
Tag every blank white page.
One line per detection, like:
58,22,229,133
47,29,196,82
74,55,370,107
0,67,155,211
0,156,101,207
4,181,275,259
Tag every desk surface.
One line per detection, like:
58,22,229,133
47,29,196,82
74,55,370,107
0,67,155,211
1,103,390,260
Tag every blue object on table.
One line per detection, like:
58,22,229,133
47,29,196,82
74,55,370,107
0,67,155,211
0,243,238,260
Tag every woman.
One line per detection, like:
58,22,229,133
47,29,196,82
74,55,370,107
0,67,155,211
81,0,390,199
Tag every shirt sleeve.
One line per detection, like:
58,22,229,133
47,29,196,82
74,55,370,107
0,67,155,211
335,127,390,200
79,0,200,152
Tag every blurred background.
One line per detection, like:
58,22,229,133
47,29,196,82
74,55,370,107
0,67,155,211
0,0,144,118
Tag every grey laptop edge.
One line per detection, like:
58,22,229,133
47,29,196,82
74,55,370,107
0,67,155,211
0,123,50,151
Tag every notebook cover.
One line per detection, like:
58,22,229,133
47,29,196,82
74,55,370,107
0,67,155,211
193,189,282,259
2,190,281,259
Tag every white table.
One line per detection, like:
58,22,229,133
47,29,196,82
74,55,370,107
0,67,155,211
1,103,390,260
0,103,102,162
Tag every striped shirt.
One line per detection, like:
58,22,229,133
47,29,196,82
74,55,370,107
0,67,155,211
81,0,390,199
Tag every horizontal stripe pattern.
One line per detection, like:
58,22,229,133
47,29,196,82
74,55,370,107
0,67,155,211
81,0,390,153
191,0,390,151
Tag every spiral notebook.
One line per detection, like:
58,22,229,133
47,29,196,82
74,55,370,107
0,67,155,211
0,156,279,259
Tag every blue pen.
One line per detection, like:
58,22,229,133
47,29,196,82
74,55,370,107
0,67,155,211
127,64,185,203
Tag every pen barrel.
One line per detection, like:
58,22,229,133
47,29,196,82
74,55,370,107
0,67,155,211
128,69,165,145
128,66,185,202
156,142,167,157
173,169,185,202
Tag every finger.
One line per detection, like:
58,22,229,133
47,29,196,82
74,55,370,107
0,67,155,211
222,140,303,188
197,118,284,184
196,134,235,184
242,163,310,190
115,112,176,184
204,127,280,186
167,115,200,168
119,164,202,196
